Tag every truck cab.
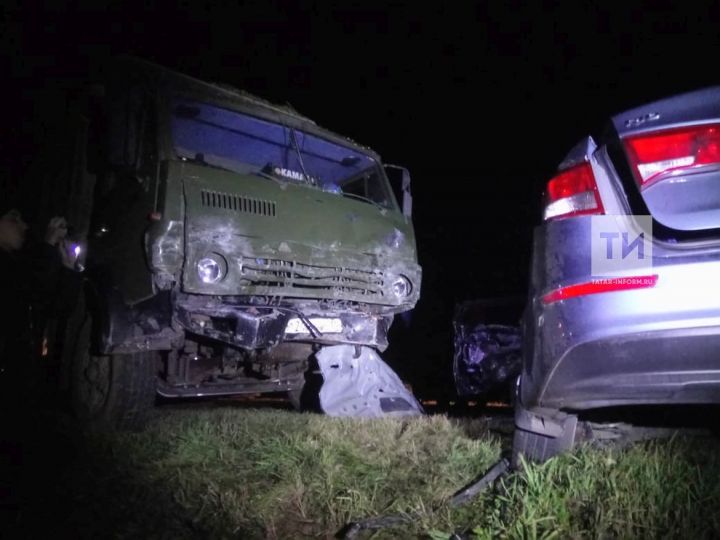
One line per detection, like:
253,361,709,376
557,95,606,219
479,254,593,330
56,57,421,427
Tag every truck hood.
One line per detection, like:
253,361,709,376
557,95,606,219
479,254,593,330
180,163,420,308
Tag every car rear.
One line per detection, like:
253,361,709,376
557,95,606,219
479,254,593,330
514,86,720,463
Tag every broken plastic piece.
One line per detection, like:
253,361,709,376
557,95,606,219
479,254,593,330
449,458,510,506
316,344,423,417
339,457,510,538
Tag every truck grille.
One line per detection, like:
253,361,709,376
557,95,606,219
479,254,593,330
241,258,385,298
201,189,276,217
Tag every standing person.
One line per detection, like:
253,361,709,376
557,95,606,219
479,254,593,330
0,204,79,534
0,204,79,402
27,216,81,380
0,203,30,540
0,206,32,386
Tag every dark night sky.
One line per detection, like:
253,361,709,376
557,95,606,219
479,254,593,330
2,2,720,384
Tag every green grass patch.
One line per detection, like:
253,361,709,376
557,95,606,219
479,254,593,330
17,407,499,538
452,437,720,539
11,407,720,539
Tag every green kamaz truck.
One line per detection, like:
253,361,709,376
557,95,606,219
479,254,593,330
47,57,421,427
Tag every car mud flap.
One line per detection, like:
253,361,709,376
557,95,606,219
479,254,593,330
512,405,580,467
511,406,708,466
316,344,423,418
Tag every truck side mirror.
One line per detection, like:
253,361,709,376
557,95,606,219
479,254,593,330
384,164,413,218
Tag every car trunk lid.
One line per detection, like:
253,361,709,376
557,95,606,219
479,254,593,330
611,86,720,232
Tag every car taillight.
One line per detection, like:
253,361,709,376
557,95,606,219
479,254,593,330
543,162,604,221
624,124,720,189
542,274,658,304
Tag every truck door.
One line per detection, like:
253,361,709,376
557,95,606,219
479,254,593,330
89,72,159,304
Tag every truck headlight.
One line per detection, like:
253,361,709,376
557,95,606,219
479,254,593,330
391,275,412,298
197,254,226,284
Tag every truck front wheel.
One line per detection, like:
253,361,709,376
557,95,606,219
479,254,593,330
70,304,157,431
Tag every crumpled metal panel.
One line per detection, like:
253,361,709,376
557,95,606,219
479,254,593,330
453,323,522,397
316,344,423,417
145,219,184,290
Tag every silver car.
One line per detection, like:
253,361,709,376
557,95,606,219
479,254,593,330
514,86,720,463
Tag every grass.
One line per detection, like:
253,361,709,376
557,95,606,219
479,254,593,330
458,438,720,539
6,405,720,539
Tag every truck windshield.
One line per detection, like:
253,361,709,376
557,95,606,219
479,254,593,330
170,98,394,209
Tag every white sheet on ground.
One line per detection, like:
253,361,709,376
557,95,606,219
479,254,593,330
316,344,424,418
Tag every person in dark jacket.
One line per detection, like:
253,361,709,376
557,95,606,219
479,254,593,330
0,204,81,534
0,204,79,401
0,206,33,377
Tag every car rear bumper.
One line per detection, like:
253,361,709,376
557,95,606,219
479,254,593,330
522,216,720,411
533,325,720,410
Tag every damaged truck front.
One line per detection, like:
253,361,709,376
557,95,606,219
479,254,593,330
60,57,421,427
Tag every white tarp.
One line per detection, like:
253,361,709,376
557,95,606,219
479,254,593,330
316,344,424,418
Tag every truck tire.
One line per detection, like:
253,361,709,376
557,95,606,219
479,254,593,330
69,295,157,431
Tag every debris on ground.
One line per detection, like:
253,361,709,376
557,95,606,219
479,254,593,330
317,344,423,417
339,457,511,539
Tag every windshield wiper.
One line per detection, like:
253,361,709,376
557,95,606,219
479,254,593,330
251,170,283,184
181,153,234,174
341,192,386,211
288,127,313,185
